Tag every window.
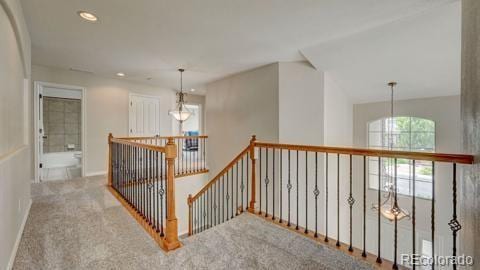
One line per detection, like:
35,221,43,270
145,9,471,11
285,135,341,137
368,117,435,199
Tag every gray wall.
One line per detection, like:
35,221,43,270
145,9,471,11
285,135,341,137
43,97,82,152
0,0,31,268
461,0,480,263
205,63,280,176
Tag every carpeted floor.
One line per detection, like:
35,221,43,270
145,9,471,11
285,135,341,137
13,176,373,270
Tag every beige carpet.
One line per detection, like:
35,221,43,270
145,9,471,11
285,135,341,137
13,176,373,270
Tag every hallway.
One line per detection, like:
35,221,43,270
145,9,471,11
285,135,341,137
13,176,373,270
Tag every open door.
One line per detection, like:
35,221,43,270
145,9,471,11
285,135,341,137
38,88,45,179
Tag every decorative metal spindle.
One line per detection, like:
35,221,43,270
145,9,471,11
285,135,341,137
348,155,354,252
241,156,244,212
450,163,460,270
160,152,164,236
214,182,217,226
265,148,269,218
431,162,435,270
305,151,308,234
314,152,319,238
325,153,329,242
412,160,416,269
149,150,152,225
156,151,159,232
393,159,398,270
377,157,382,263
296,150,299,230
247,152,249,211
287,150,291,227
231,168,234,219
210,186,213,227
236,162,239,216
280,149,283,223
260,148,262,215
336,153,340,247
223,175,226,222
226,171,230,220
362,156,367,257
272,148,275,220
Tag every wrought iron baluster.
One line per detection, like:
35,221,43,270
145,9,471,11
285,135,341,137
296,150,299,230
412,160,416,269
325,153,329,242
236,162,239,216
348,155,354,252
305,151,308,234
393,158,398,269
280,149,283,223
314,152,319,238
260,148,262,215
272,148,275,220
265,148,269,217
450,163,461,270
431,161,435,270
362,156,367,257
231,167,234,219
287,150,291,227
156,151,159,232
160,152,164,237
241,156,244,212
336,153,340,247
377,157,382,263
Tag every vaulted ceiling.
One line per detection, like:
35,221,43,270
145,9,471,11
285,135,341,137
21,0,459,100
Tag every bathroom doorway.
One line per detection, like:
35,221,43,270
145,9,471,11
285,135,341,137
34,82,86,182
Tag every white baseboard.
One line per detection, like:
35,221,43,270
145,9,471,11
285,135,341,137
85,171,107,177
7,199,32,270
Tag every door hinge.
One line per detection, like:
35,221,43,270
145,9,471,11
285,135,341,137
39,163,43,169
39,128,43,133
39,94,43,99
130,101,133,106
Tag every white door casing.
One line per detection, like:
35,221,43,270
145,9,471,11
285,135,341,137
129,94,161,137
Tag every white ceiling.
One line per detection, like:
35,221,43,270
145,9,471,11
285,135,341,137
21,0,458,98
301,1,461,103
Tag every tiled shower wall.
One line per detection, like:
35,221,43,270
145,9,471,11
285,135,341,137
43,97,81,153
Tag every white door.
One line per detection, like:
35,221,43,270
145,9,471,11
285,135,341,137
129,94,161,136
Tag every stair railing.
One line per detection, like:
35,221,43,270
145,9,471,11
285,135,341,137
107,133,181,251
118,135,209,177
188,135,474,270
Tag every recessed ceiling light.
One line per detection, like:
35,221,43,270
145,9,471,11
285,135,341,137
77,11,98,22
190,88,196,92
116,72,125,77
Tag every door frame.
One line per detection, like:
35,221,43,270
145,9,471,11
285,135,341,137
33,81,87,183
128,92,161,136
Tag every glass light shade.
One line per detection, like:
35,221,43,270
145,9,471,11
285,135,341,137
372,203,410,222
169,109,192,122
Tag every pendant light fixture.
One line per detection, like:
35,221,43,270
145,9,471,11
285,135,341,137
169,69,192,124
372,81,410,222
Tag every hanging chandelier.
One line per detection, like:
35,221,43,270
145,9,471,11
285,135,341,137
169,68,192,123
372,81,410,222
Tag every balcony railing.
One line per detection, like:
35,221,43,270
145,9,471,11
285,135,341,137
107,134,209,251
188,135,474,269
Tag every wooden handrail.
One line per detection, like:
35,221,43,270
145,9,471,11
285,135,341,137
254,141,474,164
190,145,250,202
117,135,209,140
111,138,166,152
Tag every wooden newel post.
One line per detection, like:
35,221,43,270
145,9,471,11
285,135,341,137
108,133,113,187
187,194,193,236
164,138,181,250
248,135,257,213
